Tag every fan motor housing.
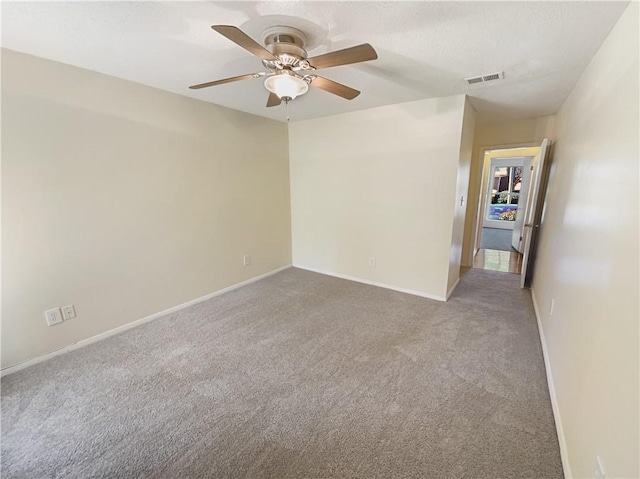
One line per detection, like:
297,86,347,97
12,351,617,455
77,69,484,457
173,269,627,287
262,26,308,60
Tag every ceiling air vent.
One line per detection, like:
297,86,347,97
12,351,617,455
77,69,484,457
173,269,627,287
466,76,483,84
465,71,504,85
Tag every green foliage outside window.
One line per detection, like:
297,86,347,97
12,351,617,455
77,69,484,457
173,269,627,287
496,192,520,204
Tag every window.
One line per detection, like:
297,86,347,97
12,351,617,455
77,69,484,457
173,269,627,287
487,165,522,222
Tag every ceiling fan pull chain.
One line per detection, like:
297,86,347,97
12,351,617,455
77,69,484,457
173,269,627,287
286,98,290,122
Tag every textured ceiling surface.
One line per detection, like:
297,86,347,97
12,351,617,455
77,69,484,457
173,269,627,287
1,1,629,122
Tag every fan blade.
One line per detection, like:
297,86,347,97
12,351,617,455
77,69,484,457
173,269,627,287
189,73,258,90
266,93,282,107
212,25,276,61
307,43,378,70
310,76,360,100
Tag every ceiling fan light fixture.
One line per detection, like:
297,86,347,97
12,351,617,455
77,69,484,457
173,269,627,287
264,72,308,100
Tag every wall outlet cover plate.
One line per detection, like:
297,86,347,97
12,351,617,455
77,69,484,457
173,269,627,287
62,305,76,320
45,308,63,326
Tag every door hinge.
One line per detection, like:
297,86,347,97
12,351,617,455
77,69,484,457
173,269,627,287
530,165,534,171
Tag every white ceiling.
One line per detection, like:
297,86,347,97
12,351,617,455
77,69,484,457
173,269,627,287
1,1,628,123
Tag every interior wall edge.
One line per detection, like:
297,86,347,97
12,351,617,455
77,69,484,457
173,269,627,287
0,264,293,376
445,277,460,301
446,97,476,285
531,287,572,479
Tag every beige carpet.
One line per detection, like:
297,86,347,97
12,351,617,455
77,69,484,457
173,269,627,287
1,267,563,478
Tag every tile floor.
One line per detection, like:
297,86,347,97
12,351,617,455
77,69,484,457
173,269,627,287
472,248,523,274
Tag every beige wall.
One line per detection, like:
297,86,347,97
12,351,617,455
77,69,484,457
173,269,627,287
447,98,476,294
462,115,556,265
532,4,639,478
289,95,470,300
1,50,292,368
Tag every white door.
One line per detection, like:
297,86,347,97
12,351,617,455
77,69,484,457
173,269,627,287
511,157,534,252
520,138,551,288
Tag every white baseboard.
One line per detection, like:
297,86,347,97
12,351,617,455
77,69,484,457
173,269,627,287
531,288,572,479
1,265,292,377
293,264,447,302
446,278,460,300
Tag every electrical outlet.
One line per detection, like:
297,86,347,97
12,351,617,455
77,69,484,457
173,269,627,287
594,456,605,479
61,304,76,320
550,299,555,316
243,255,251,266
45,308,63,326
369,257,376,268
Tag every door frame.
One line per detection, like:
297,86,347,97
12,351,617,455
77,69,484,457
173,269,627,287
470,142,540,263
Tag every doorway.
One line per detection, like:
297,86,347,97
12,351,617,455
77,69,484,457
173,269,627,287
480,156,533,253
471,141,549,282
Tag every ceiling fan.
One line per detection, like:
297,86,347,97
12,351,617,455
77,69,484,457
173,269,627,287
189,25,378,108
